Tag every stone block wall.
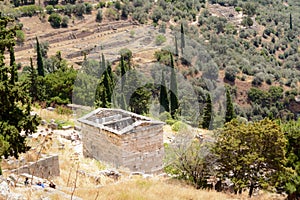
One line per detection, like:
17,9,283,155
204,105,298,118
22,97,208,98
82,122,164,174
121,124,164,173
81,124,123,167
10,155,60,179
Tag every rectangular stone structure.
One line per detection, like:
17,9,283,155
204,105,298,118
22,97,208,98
78,108,164,174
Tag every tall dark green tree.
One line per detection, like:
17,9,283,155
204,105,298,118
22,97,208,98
290,13,293,30
0,15,40,174
95,54,113,108
36,37,44,77
175,35,179,57
225,88,235,123
9,46,18,84
169,53,179,118
28,57,38,102
120,55,126,91
159,71,169,113
201,93,212,129
180,23,185,55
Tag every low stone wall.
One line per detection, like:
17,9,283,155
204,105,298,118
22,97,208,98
10,155,60,179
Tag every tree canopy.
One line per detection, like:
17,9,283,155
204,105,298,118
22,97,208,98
214,118,287,197
0,15,40,173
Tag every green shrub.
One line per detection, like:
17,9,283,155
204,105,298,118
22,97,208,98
155,34,166,45
159,112,172,122
171,121,188,132
166,119,177,125
48,13,62,28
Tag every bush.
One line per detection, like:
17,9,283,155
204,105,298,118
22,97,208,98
171,121,188,132
252,73,264,86
16,30,25,44
46,5,54,14
85,2,93,14
48,13,61,28
96,9,103,22
159,112,172,122
155,34,166,45
61,16,69,28
225,66,238,82
74,3,86,17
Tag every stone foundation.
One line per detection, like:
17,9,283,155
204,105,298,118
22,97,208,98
10,155,60,179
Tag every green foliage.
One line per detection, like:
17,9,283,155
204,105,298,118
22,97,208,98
159,71,169,113
224,66,238,82
61,16,69,28
43,67,77,105
84,2,93,14
96,9,103,22
15,30,25,45
171,121,188,132
241,16,253,27
165,131,215,189
0,15,40,164
158,111,172,122
169,54,179,118
36,37,44,77
180,23,185,54
46,5,54,14
129,85,151,114
16,5,43,17
225,88,235,123
281,119,300,198
74,3,86,17
201,93,212,129
48,13,62,28
214,118,287,196
95,54,114,108
155,34,166,46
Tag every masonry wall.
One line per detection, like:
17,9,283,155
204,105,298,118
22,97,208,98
81,123,123,167
10,155,60,179
121,124,164,174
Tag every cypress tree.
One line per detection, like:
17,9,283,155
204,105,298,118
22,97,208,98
159,71,169,113
225,88,236,123
95,54,113,108
180,23,185,55
36,37,44,77
9,46,18,84
120,55,126,91
103,69,111,107
169,53,179,118
290,13,293,30
28,57,38,101
0,15,39,172
175,35,179,57
201,93,212,129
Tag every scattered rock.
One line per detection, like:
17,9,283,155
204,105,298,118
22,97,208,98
62,125,72,130
48,123,58,130
7,193,25,200
47,107,55,111
0,179,10,198
99,169,121,180
41,120,47,125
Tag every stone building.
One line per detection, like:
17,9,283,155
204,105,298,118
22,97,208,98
78,108,164,174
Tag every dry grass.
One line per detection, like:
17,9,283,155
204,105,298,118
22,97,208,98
68,178,284,200
32,107,74,124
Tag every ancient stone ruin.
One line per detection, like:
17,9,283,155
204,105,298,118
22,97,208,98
78,108,164,174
